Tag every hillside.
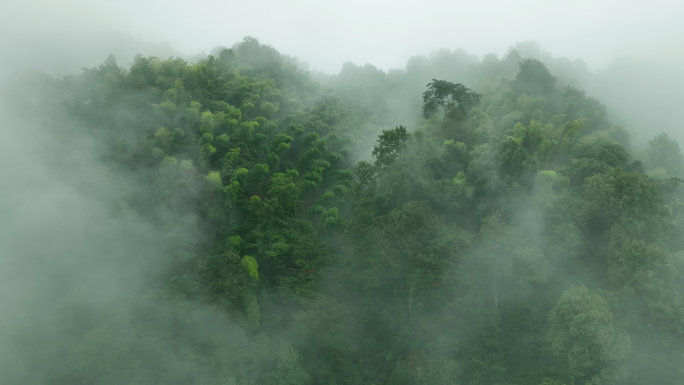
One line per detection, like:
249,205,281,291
2,37,684,385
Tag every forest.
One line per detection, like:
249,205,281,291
2,37,684,385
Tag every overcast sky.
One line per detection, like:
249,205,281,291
2,0,683,75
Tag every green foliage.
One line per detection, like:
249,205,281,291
372,126,409,167
200,111,217,133
513,59,556,96
227,235,243,250
161,155,178,167
154,126,178,151
645,133,684,176
580,168,671,242
200,143,217,166
23,39,684,385
547,286,630,385
241,255,259,281
243,291,261,325
260,101,279,118
498,137,530,177
200,132,214,145
320,207,342,229
205,171,222,189
179,159,195,171
269,343,310,385
537,170,557,183
216,133,230,149
422,79,481,120
152,147,165,158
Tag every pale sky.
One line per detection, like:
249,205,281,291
2,0,684,74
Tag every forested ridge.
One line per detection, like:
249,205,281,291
5,37,684,385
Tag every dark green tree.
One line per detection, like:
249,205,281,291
512,59,556,96
372,126,410,167
422,79,481,121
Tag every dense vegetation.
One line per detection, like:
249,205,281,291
7,37,684,385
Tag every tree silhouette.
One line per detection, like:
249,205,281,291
422,79,481,121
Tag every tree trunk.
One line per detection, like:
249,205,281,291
494,275,498,314
407,277,415,323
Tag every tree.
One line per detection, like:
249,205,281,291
475,211,512,314
372,126,410,167
497,137,530,179
512,59,556,96
267,343,311,385
422,79,481,121
580,168,671,243
547,286,630,385
607,240,684,331
563,86,607,128
645,133,684,176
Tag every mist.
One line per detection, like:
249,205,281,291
2,1,684,384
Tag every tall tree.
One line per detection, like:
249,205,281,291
512,59,556,96
547,286,630,385
422,79,481,121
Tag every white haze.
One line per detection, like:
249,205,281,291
3,0,683,145
2,0,684,74
1,0,683,381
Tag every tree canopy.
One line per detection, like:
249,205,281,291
5,38,684,385
422,79,481,120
